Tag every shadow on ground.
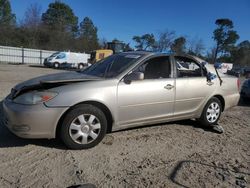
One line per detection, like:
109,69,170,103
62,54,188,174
169,160,250,188
238,97,250,107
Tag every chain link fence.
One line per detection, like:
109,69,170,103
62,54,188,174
0,45,57,64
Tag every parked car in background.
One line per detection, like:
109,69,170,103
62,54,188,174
3,52,240,149
227,67,245,77
244,67,250,78
44,52,90,69
241,79,250,101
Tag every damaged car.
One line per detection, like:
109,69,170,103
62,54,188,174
3,52,240,149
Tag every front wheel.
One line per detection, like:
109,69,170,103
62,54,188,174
198,97,222,127
60,104,107,149
54,62,59,68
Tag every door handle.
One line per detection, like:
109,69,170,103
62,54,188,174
207,81,214,86
164,84,174,90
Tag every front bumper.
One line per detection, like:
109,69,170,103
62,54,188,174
43,61,54,67
3,99,67,139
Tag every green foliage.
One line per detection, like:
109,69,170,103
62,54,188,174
0,0,15,26
231,40,250,66
41,1,78,34
78,17,99,52
171,37,186,53
212,18,239,62
133,34,156,50
188,37,205,57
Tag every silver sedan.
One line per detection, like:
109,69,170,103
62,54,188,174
3,52,240,149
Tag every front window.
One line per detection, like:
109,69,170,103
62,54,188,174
133,56,171,79
56,53,66,59
82,54,142,78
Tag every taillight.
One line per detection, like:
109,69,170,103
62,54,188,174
237,78,240,91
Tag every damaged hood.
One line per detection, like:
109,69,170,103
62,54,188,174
13,71,101,91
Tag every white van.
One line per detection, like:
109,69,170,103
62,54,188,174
44,52,90,69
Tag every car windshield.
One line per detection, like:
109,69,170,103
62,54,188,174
82,54,142,78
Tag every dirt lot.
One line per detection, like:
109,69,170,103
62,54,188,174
0,64,249,188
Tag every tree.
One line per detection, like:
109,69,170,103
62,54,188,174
124,43,133,51
0,0,15,26
99,37,107,48
188,37,205,57
41,1,78,34
0,0,16,46
231,40,250,66
79,17,99,52
133,33,156,50
19,3,43,48
155,30,175,52
212,18,239,63
23,3,41,28
171,37,186,53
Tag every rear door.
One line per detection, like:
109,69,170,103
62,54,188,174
117,55,175,127
174,56,215,116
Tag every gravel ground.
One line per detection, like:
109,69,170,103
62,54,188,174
0,64,249,188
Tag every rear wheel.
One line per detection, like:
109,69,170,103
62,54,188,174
198,97,222,127
60,104,107,149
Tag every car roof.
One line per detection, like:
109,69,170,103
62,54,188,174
121,51,205,62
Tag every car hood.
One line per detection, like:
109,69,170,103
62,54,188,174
9,72,101,99
14,71,101,90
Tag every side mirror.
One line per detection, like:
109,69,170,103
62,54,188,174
124,72,144,84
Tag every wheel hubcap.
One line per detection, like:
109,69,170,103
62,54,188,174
206,102,220,123
69,114,101,145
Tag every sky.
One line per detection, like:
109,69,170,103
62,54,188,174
11,0,250,51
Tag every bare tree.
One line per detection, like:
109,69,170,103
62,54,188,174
206,47,217,63
188,37,205,56
156,30,175,52
99,37,107,48
20,3,42,48
23,3,41,28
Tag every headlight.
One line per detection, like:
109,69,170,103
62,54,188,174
13,91,58,105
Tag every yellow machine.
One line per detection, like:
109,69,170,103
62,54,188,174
89,41,125,63
90,49,113,63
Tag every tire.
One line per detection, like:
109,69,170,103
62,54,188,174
60,104,107,149
54,62,59,68
198,97,222,127
78,63,84,69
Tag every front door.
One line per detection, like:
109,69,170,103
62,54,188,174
117,56,175,127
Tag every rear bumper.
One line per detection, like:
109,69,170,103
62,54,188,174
224,93,240,110
3,99,67,139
